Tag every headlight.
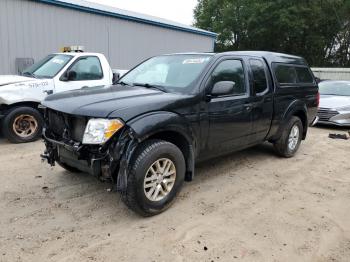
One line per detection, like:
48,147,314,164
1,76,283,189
82,118,124,144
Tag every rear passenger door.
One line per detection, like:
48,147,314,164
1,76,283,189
248,58,274,143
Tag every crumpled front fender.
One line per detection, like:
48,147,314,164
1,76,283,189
115,111,196,192
114,128,139,192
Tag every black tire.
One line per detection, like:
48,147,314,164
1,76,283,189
121,139,186,216
273,116,303,158
2,106,43,143
56,161,82,173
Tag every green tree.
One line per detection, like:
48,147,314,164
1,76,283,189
194,0,350,67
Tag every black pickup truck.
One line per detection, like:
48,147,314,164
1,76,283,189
41,51,319,216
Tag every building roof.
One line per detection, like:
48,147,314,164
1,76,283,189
35,0,217,38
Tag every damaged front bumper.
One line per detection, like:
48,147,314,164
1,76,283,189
41,128,106,176
41,127,139,191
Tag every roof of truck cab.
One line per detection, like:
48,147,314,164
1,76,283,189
163,51,307,65
217,51,307,65
53,52,104,57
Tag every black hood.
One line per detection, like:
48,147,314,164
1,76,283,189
42,85,194,121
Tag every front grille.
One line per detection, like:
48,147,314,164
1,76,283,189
47,109,87,142
317,107,339,122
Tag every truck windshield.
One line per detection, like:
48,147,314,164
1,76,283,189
22,54,73,79
120,54,213,93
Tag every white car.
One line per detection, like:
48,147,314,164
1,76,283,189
0,51,127,143
317,80,350,126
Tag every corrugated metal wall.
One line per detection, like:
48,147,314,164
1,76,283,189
312,68,350,81
0,0,214,74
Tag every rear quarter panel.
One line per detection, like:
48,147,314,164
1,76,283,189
268,82,318,140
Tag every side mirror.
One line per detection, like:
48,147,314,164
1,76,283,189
211,81,235,96
67,70,77,81
112,72,120,85
61,70,77,81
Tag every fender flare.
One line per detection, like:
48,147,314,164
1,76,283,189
273,100,308,141
116,111,196,192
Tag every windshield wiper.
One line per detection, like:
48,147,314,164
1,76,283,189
22,72,37,79
133,83,167,92
117,81,130,86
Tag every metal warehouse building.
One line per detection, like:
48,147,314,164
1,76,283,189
312,68,350,81
0,0,216,74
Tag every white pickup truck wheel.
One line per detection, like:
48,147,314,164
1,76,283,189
2,107,43,143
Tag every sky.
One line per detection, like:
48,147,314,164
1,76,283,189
85,0,198,25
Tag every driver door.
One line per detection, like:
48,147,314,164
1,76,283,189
54,56,105,92
203,58,254,158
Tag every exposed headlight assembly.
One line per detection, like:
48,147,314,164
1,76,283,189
82,118,124,144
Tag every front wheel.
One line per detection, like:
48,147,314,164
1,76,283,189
2,106,43,143
273,116,303,158
121,139,186,216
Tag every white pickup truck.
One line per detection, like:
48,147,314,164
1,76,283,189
0,51,127,143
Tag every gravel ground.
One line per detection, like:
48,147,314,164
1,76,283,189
0,126,349,262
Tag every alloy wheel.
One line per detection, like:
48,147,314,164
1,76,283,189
288,124,300,151
143,158,176,201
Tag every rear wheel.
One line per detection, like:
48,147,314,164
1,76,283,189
121,139,185,216
273,116,303,158
2,107,43,143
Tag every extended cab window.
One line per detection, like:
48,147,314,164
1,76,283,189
250,59,268,94
274,64,314,85
295,67,314,83
275,64,297,84
68,56,103,81
210,60,246,95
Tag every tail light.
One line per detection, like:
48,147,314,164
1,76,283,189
316,91,320,108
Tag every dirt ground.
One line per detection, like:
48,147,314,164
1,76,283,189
0,127,349,262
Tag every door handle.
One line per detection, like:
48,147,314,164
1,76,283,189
43,90,53,95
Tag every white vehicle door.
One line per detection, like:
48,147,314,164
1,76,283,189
22,79,55,101
20,54,74,96
54,56,107,92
